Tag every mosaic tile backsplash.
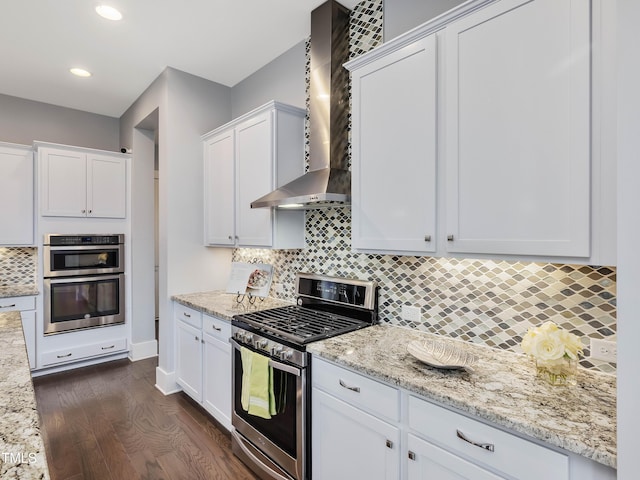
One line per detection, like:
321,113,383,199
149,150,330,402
234,0,617,375
0,247,37,286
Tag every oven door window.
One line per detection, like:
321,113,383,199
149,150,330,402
233,347,299,458
51,248,121,272
50,277,120,323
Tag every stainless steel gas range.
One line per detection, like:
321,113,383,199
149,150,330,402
230,272,379,480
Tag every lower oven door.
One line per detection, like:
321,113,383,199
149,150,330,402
44,274,125,335
230,338,306,480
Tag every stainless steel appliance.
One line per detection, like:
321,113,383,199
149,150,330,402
43,234,125,335
231,272,378,480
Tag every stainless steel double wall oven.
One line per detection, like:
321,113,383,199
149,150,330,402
43,234,125,335
231,272,378,480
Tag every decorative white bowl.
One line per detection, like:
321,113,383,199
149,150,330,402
407,339,478,370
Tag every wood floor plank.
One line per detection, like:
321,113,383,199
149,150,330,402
34,357,257,480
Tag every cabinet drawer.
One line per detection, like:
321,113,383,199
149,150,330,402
203,314,231,342
174,304,202,329
312,357,400,422
41,338,127,366
0,295,35,311
408,395,568,480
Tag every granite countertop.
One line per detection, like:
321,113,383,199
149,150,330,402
307,325,617,469
0,285,39,299
171,290,292,321
0,312,49,479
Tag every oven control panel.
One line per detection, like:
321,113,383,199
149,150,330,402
232,327,306,368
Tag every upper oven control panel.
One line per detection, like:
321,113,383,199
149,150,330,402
44,234,124,246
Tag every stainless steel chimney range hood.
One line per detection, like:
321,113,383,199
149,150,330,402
251,0,351,210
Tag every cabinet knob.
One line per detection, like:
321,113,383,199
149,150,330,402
447,234,454,242
408,451,416,461
194,336,199,341
385,439,394,449
201,339,205,344
424,235,431,242
88,209,92,214
228,235,233,240
81,209,86,214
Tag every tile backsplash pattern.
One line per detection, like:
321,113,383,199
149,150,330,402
0,247,37,286
233,0,617,375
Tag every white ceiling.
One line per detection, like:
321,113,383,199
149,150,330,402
0,0,360,118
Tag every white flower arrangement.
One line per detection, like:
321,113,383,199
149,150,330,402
521,321,584,364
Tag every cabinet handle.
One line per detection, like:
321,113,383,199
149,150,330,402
386,439,393,449
57,353,72,358
195,336,199,341
338,379,360,393
228,235,233,240
183,312,191,318
424,235,431,242
447,235,454,241
81,209,86,214
201,339,205,344
101,345,115,350
211,324,222,332
0,304,17,309
88,209,92,214
408,451,416,460
456,429,495,452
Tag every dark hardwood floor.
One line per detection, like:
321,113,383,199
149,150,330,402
33,357,258,480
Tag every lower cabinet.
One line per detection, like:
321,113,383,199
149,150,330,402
0,295,37,369
40,337,127,367
312,356,613,480
174,302,232,431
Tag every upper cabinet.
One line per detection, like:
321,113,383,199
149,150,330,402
203,101,306,249
38,143,127,218
349,35,437,254
0,142,34,245
444,0,590,258
347,0,609,264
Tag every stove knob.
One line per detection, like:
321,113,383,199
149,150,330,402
258,339,268,349
282,350,293,360
272,346,283,356
245,334,254,344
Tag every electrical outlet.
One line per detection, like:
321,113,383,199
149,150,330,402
402,305,421,323
590,339,617,363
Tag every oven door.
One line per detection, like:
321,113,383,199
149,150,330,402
44,244,124,277
230,338,306,480
44,274,125,335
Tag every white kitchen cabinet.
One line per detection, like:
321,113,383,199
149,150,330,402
312,357,401,480
38,144,127,218
173,302,232,431
349,34,437,254
203,101,305,249
40,337,127,367
444,0,591,257
311,356,611,480
0,143,34,245
202,314,232,430
0,295,36,369
407,434,504,480
176,319,203,402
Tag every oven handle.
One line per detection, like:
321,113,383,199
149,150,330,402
230,339,302,377
46,273,124,284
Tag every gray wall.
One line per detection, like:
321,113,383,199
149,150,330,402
383,0,467,40
231,41,307,117
0,93,119,151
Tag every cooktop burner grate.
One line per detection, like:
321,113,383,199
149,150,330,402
234,305,370,345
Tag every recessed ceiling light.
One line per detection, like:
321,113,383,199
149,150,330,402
70,68,92,77
95,4,123,21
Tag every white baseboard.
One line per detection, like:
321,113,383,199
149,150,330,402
155,366,180,395
128,339,158,361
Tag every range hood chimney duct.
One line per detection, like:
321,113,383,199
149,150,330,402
251,0,351,209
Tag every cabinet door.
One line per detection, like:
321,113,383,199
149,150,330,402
445,0,590,257
86,153,126,218
407,434,504,480
40,148,87,217
312,388,400,480
204,130,236,245
351,35,437,253
203,333,232,431
0,145,33,245
176,321,203,402
235,112,273,247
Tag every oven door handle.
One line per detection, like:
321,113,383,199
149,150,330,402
230,339,302,377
